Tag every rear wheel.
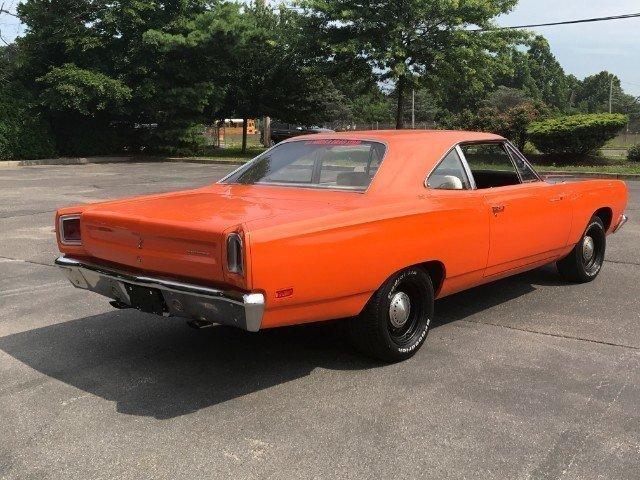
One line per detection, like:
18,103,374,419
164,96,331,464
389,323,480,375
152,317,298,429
556,216,606,283
348,267,434,362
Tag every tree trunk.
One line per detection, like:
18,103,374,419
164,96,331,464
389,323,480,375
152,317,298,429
241,117,248,153
395,75,405,129
262,116,271,147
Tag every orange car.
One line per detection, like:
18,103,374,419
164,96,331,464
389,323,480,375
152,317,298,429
55,130,629,361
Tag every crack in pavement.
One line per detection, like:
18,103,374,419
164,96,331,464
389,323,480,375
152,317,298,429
604,259,640,266
0,256,52,268
462,319,640,352
0,210,56,219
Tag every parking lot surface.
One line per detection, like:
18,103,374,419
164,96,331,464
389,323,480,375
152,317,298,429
1,162,639,479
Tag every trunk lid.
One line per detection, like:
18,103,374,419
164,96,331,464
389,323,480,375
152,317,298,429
80,186,331,283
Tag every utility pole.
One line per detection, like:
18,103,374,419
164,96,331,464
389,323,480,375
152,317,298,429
411,89,415,130
609,74,614,114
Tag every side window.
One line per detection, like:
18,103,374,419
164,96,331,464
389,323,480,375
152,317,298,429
461,143,521,189
506,145,539,183
427,149,471,190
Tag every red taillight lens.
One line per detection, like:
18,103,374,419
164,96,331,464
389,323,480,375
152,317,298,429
60,216,81,245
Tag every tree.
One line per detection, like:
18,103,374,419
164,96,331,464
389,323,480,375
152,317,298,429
525,36,572,111
305,0,526,128
483,86,531,112
0,44,57,159
212,3,334,151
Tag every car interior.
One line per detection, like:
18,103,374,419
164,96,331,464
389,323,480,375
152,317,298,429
462,143,522,189
429,142,528,190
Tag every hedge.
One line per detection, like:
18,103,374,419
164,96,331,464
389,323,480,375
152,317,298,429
0,83,57,160
629,144,640,162
527,113,628,156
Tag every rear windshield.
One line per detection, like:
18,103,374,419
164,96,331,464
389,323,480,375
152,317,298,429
222,139,386,191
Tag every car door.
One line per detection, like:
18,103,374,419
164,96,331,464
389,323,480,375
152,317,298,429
425,147,490,295
460,142,572,277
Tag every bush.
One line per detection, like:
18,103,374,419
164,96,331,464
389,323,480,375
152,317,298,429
444,97,545,151
628,144,640,162
527,113,628,156
0,83,57,160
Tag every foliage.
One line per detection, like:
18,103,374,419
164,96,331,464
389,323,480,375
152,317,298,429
527,114,629,156
3,0,640,159
444,88,545,149
524,36,573,111
303,0,527,128
0,46,57,160
37,64,132,115
483,86,532,112
0,87,57,160
628,144,640,162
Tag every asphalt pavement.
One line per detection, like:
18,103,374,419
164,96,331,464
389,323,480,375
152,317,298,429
0,162,639,479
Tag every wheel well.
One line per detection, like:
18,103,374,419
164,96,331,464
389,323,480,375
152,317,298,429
418,261,445,296
594,207,613,231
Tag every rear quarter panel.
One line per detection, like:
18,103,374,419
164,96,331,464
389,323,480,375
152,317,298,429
247,197,489,328
565,179,628,243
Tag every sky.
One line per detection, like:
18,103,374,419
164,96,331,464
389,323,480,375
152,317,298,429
498,0,640,96
1,0,639,96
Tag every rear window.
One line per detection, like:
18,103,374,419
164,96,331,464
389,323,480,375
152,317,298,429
222,139,386,191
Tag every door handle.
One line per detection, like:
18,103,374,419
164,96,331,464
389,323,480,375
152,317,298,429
492,205,505,215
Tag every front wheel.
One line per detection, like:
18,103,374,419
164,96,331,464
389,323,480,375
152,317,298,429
348,267,434,362
556,216,606,283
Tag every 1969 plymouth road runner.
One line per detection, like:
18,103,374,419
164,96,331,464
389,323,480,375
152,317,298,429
55,131,629,361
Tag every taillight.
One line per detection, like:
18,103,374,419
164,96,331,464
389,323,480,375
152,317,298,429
59,215,82,245
226,233,243,275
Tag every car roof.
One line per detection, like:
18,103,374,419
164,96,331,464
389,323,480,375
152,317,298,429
289,129,504,144
282,129,507,196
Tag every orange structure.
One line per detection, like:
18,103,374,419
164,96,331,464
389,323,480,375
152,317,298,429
55,130,628,361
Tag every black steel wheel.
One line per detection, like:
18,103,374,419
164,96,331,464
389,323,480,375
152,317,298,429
348,267,434,362
557,216,606,283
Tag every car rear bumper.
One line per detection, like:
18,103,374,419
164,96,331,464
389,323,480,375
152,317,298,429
55,256,264,331
613,213,628,233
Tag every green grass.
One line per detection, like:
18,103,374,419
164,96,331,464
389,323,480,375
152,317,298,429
525,153,640,175
533,163,640,175
141,146,267,164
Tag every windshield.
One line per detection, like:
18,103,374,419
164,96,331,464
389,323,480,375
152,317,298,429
222,139,386,191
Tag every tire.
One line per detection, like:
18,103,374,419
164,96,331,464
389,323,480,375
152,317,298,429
348,267,434,362
556,216,606,283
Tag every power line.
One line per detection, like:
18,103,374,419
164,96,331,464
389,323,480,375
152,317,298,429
475,12,640,31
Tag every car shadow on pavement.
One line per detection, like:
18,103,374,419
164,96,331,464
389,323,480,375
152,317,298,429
0,312,375,419
434,264,564,325
0,265,563,420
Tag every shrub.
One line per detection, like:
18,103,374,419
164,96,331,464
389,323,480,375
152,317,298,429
629,144,640,162
444,98,545,151
527,113,628,156
0,83,57,160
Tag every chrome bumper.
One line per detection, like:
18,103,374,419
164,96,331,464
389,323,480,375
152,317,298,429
55,256,264,331
613,214,628,233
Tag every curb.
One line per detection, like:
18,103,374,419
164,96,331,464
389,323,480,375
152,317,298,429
161,158,246,166
21,156,134,166
0,156,246,168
